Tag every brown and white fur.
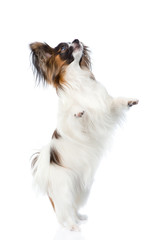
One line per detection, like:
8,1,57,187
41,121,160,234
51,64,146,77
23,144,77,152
30,39,138,231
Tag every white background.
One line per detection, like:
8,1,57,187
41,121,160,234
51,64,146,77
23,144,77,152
0,0,160,239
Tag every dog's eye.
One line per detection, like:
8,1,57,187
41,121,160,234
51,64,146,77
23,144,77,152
61,45,67,52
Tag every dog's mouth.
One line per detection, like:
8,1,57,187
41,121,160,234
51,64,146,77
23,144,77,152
74,44,81,50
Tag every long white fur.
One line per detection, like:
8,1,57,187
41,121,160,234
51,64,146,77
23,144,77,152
32,43,138,231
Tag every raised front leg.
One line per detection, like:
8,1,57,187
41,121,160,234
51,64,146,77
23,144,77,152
111,97,139,112
128,99,139,107
74,111,85,118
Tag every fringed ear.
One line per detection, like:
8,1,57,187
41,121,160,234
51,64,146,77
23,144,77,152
30,42,54,85
80,45,92,70
80,44,95,80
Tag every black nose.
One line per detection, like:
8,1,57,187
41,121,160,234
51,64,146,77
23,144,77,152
72,39,79,44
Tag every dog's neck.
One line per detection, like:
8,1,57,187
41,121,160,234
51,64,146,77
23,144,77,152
58,62,92,95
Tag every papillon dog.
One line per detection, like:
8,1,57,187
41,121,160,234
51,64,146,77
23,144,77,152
30,39,138,231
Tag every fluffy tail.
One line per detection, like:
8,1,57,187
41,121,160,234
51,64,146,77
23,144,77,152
31,143,53,194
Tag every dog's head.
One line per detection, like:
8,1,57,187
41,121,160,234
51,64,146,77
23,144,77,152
30,39,91,89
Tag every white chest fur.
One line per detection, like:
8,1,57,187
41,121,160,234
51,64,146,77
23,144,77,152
57,63,113,143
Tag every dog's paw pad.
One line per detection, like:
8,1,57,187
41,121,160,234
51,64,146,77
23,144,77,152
74,111,85,118
128,99,139,107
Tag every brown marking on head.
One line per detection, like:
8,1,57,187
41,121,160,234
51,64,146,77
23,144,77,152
52,55,68,89
30,41,74,89
30,40,94,90
52,129,61,139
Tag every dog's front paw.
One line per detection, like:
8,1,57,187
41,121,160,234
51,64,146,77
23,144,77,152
128,99,139,107
74,111,85,118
